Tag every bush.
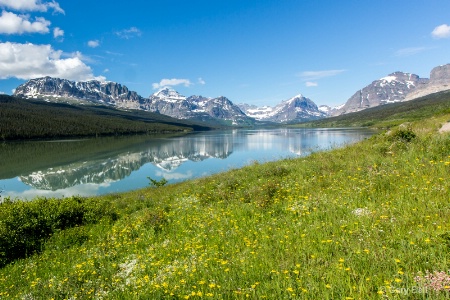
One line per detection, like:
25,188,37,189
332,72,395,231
140,208,168,234
389,124,417,142
44,226,89,251
0,196,118,267
147,177,168,188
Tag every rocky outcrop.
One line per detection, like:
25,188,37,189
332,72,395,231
331,72,429,116
404,64,450,101
430,64,450,85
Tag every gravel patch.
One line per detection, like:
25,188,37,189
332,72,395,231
439,122,450,133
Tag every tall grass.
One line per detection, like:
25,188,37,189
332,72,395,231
1,115,449,299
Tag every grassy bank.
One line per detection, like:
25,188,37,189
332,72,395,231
1,115,449,299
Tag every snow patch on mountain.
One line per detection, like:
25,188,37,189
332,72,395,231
152,88,187,102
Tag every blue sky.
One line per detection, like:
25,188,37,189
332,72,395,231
0,0,450,107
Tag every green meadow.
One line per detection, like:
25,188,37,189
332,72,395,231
1,109,450,298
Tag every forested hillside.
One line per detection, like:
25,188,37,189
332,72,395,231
0,95,212,140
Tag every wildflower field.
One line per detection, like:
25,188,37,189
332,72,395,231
0,114,449,299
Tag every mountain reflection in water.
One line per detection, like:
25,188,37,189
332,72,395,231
0,128,375,199
18,134,234,190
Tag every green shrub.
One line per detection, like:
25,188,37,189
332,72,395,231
147,177,168,188
140,208,168,234
264,165,290,177
0,196,118,267
44,226,89,251
388,124,417,142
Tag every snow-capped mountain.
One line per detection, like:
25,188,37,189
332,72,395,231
13,78,254,126
13,76,144,109
331,72,429,116
140,88,199,120
238,94,327,123
144,88,254,125
237,104,274,121
152,88,187,101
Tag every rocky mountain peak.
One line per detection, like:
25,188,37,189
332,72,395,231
239,93,326,123
430,64,450,85
152,87,186,100
13,77,143,109
286,94,305,101
282,94,315,107
331,71,429,116
404,63,450,101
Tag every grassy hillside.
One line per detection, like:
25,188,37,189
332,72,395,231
293,90,450,128
1,112,449,298
0,95,213,140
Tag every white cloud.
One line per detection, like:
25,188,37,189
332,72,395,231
87,40,100,48
298,69,346,81
45,0,63,14
0,42,105,81
115,27,141,39
431,24,450,39
105,50,123,56
53,26,63,38
0,10,50,34
305,81,318,87
198,77,206,85
103,68,109,73
69,51,96,64
152,78,192,89
394,47,429,57
0,0,64,14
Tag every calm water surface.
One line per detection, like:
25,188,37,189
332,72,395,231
0,128,375,200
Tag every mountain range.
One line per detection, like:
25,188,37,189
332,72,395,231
12,63,450,124
13,77,327,125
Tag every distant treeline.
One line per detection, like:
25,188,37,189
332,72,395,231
0,95,212,140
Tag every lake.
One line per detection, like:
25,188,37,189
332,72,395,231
0,128,375,200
